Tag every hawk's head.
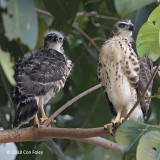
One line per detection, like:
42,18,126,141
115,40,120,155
111,20,134,37
44,30,64,53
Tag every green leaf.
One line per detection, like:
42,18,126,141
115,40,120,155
115,120,160,153
0,48,16,86
136,6,160,61
2,0,38,49
43,0,79,34
159,30,160,46
114,0,154,17
137,131,160,160
148,6,160,28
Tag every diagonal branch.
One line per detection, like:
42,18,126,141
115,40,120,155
72,25,100,52
123,59,160,122
44,84,101,126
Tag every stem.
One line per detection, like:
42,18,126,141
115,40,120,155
145,96,155,98
44,84,101,126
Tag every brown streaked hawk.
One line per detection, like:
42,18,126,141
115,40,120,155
12,30,73,128
97,20,153,131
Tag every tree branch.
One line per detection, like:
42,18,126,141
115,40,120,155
76,11,118,20
153,65,160,72
72,25,100,52
0,81,120,153
74,137,121,153
35,8,118,21
123,59,160,122
35,8,100,52
0,126,121,152
44,84,101,126
35,8,53,17
34,8,101,52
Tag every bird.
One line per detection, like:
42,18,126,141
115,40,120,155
97,20,153,133
11,30,73,128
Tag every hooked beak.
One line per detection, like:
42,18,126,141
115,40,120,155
129,24,134,31
53,35,59,42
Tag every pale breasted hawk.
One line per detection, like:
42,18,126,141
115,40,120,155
12,31,72,128
97,20,153,131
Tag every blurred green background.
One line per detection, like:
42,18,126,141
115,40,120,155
0,0,160,160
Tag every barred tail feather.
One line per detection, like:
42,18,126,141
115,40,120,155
13,98,38,128
11,86,27,105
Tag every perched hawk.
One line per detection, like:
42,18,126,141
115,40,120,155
97,20,153,131
12,31,72,128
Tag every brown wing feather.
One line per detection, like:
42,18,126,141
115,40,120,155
131,40,153,116
137,54,153,116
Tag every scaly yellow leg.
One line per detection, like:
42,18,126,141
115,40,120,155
114,110,121,123
39,97,48,123
34,113,40,127
39,97,56,124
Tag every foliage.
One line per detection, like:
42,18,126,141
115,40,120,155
115,121,160,153
0,48,16,85
137,131,160,160
0,0,160,160
136,6,160,61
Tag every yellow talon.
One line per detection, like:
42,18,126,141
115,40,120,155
40,116,48,123
104,110,124,135
104,123,114,135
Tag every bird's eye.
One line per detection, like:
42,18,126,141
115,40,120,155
47,36,52,40
59,37,63,43
118,23,125,28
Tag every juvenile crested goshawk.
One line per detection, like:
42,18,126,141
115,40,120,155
12,31,72,128
97,20,153,132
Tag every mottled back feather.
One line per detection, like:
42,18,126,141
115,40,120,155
15,48,67,96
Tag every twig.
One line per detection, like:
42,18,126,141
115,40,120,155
72,25,100,52
123,59,160,121
35,8,118,21
44,84,101,126
77,11,118,20
35,8,52,17
74,137,121,153
153,66,160,72
145,96,155,98
35,8,100,52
